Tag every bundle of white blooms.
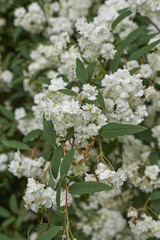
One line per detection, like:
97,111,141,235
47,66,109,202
8,151,45,179
24,178,72,213
14,107,38,136
76,207,126,240
0,68,13,92
14,3,46,34
32,77,107,146
75,16,116,62
128,0,160,17
101,69,154,124
0,153,8,172
128,207,160,239
95,163,127,188
120,135,160,192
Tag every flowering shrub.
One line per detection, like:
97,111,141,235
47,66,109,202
1,0,160,239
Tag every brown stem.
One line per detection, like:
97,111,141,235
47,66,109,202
45,206,52,232
143,193,152,209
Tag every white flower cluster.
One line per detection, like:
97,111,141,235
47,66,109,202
128,207,160,239
128,0,160,17
0,68,13,92
120,135,160,193
24,178,72,213
75,16,116,62
94,163,127,188
77,208,126,240
101,69,154,124
33,77,107,146
8,151,45,179
14,3,46,34
0,153,8,172
14,107,38,136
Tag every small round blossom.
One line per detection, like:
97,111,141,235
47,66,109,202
81,84,98,101
0,153,8,172
95,163,127,188
144,165,160,180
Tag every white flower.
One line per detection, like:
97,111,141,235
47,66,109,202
145,165,160,180
81,84,98,101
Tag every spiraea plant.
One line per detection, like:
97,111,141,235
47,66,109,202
1,0,160,240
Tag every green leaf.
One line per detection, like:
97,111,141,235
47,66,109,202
110,52,121,73
2,217,15,228
56,175,66,211
23,129,42,142
9,194,18,214
151,191,160,201
0,234,12,240
87,62,96,80
0,106,14,121
128,39,160,61
58,89,77,96
100,123,147,139
0,206,11,218
69,181,112,195
66,127,74,140
112,10,132,29
2,140,30,150
43,117,56,146
27,225,34,240
119,26,145,50
52,146,64,179
149,152,158,165
96,91,105,110
37,226,62,240
129,67,140,75
76,58,88,83
60,149,75,177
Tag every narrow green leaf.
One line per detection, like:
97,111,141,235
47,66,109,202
128,39,160,61
9,194,18,214
27,225,34,240
52,146,64,179
119,26,145,50
149,152,158,165
69,181,112,195
56,175,66,211
37,226,62,240
23,129,42,142
112,10,132,29
0,106,14,121
96,91,105,110
60,149,75,177
129,67,140,75
43,117,56,146
2,217,15,228
0,206,11,218
100,123,147,139
87,62,96,80
2,140,30,150
58,89,77,96
110,52,121,73
66,127,74,140
76,58,88,83
151,191,160,201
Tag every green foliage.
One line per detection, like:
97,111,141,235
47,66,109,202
100,123,147,138
43,117,56,146
58,89,77,96
112,9,132,29
69,182,112,195
37,226,62,240
60,149,75,176
76,58,88,83
128,39,160,61
2,140,30,150
52,146,64,179
23,129,42,142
